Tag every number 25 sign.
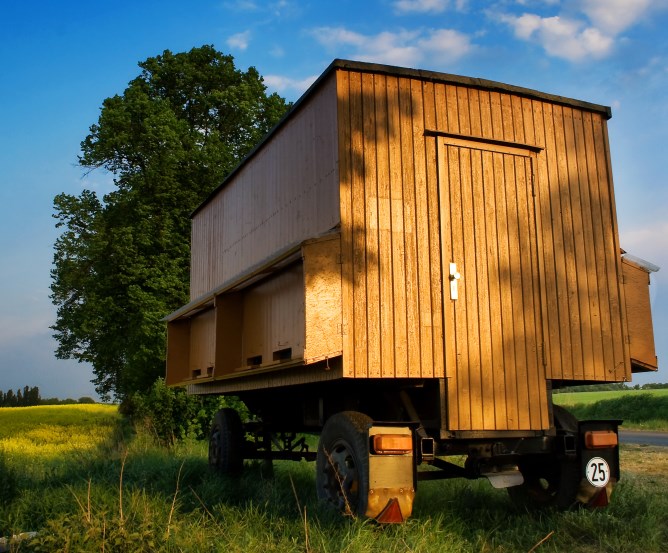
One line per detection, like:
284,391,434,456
586,457,610,487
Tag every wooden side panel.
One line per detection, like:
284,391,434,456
242,264,305,367
215,293,243,377
166,319,191,386
189,309,216,378
336,66,627,389
337,70,443,379
190,74,340,299
622,259,658,371
537,106,629,382
303,235,343,363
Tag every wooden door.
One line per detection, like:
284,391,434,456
437,139,549,431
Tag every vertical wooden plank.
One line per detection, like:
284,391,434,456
387,75,408,377
470,147,492,429
446,84,460,134
517,156,542,429
500,93,515,141
457,86,471,136
522,97,536,146
597,115,629,380
531,100,551,374
482,150,507,429
374,74,396,378
562,107,587,380
444,143,462,429
434,82,448,131
423,81,445,379
527,152,550,429
507,154,531,429
350,71,368,378
479,90,493,140
411,78,434,378
495,151,518,429
489,91,503,141
583,111,615,379
362,72,381,378
337,70,355,378
399,77,419,378
511,95,525,144
545,104,573,380
573,108,604,380
459,146,477,430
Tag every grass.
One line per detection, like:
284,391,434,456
553,390,668,431
0,405,666,552
553,389,668,405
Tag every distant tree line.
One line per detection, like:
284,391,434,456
554,382,668,393
0,386,41,407
0,387,97,407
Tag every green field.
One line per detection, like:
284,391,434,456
554,388,668,406
553,389,668,431
1,404,667,552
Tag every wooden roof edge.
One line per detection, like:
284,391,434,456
330,59,613,119
191,59,612,218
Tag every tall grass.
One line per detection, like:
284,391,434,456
0,405,666,552
554,391,668,431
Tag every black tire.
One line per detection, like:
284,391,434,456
316,411,372,517
209,408,244,474
508,405,581,510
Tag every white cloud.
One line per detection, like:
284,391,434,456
498,0,668,62
581,0,654,36
393,0,450,14
227,30,251,51
263,74,319,95
501,13,613,61
310,26,472,67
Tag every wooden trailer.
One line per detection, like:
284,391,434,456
165,60,658,521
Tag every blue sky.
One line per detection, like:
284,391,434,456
1,0,667,399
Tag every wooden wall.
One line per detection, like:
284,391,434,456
242,263,305,367
190,74,341,299
622,258,658,372
336,67,629,430
173,62,633,431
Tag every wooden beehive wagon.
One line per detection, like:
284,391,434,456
165,60,658,520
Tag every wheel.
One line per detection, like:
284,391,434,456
316,411,372,517
209,408,244,474
508,405,580,510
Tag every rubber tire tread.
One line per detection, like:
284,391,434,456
316,411,372,517
209,408,244,475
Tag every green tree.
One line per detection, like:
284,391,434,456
4,390,16,407
51,46,290,400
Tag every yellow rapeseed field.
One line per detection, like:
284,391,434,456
0,404,119,462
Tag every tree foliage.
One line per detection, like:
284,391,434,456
51,46,290,400
0,386,41,407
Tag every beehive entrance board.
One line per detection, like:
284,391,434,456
437,139,549,431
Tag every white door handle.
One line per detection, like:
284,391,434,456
449,262,461,300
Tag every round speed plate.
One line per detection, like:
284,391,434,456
585,457,610,488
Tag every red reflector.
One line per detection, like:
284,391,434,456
588,488,609,508
375,497,404,524
585,430,618,449
372,434,413,454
